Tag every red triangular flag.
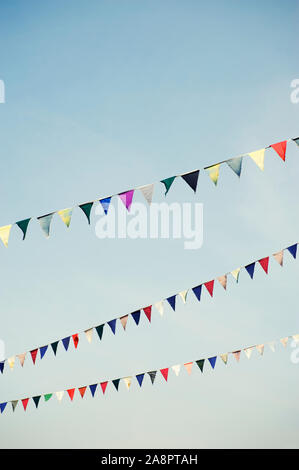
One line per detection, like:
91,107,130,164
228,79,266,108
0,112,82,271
30,349,38,365
22,398,29,411
72,334,79,349
100,381,108,394
78,386,87,398
67,388,75,401
270,141,287,161
160,368,169,381
204,280,214,297
259,257,269,274
143,306,152,322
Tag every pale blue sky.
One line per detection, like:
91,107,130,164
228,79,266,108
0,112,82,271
0,0,299,448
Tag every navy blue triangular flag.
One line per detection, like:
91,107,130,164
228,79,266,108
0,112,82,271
208,356,217,369
95,324,104,340
0,402,7,413
107,319,116,335
40,345,48,359
131,310,141,325
112,379,120,391
287,244,297,259
89,384,98,397
51,341,59,356
33,396,41,409
192,285,202,302
167,295,176,311
136,374,145,387
245,262,255,279
181,170,200,193
0,362,4,374
62,336,70,351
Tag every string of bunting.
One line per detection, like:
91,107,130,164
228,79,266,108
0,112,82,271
1,331,297,414
0,137,298,248
2,239,298,375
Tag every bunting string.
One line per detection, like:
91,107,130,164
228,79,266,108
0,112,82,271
0,136,298,249
1,239,298,375
1,331,297,414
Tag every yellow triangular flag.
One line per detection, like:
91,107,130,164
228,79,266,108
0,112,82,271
231,268,241,282
248,148,265,171
57,208,73,228
0,224,12,247
280,337,288,348
84,328,93,343
123,377,132,390
256,344,264,355
7,356,15,370
220,353,228,364
179,290,188,304
206,164,220,186
273,250,283,266
17,353,26,367
154,301,164,316
292,334,299,343
172,364,181,376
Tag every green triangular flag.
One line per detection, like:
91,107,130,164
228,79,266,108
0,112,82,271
95,324,104,340
196,359,205,372
161,176,176,195
33,396,41,409
112,378,120,391
51,341,59,356
37,213,54,238
11,400,18,412
79,202,93,225
16,218,31,240
44,393,52,402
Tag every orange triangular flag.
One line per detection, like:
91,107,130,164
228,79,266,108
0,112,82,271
184,362,193,375
78,386,87,398
120,315,129,330
273,250,283,266
270,141,287,161
217,275,227,290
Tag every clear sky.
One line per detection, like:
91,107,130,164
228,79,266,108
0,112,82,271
0,0,299,449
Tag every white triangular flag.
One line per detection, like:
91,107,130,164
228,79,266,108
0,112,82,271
244,347,253,359
256,344,264,355
56,391,64,401
172,364,181,376
280,337,288,348
268,341,276,352
139,184,154,205
84,328,93,343
179,290,188,304
248,148,265,171
123,377,132,390
154,300,164,316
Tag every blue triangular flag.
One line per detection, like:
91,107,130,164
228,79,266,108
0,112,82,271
287,244,297,259
136,374,145,387
99,197,112,215
0,402,7,413
167,295,176,311
107,319,116,335
192,285,202,302
89,384,98,397
245,262,255,279
208,356,217,369
62,337,70,351
40,345,48,359
112,379,120,391
131,310,141,325
226,156,243,177
0,361,4,374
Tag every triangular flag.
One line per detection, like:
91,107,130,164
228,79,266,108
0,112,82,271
181,170,200,193
67,388,75,401
256,344,264,355
232,350,241,362
89,384,98,397
167,295,176,311
147,371,157,384
118,190,134,212
161,176,176,195
17,353,26,367
259,257,269,274
268,341,276,352
72,334,79,349
30,349,38,365
271,141,287,161
231,268,240,282
192,285,202,302
244,347,253,359
196,359,205,372
37,213,54,238
51,341,59,356
56,391,64,402
220,353,228,364
172,364,181,376
0,224,12,247
292,334,299,343
248,148,265,171
292,137,299,146
78,386,87,398
0,402,7,414
136,374,145,387
184,362,193,375
107,319,117,335
123,377,132,390
57,208,73,228
22,398,29,411
226,156,243,177
217,275,227,290
204,280,214,297
131,310,141,325
44,394,52,402
112,379,120,391
40,345,48,359
0,362,4,374
120,315,129,330
95,324,104,340
8,356,15,370
100,381,108,394
143,306,152,322
11,400,18,412
206,164,220,186
84,328,93,343
139,184,154,205
179,290,188,304
160,368,169,381
16,218,31,240
273,250,283,266
155,301,164,316
245,262,255,279
208,356,217,369
99,197,111,215
280,337,288,348
62,337,70,351
287,244,297,259
79,202,93,224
